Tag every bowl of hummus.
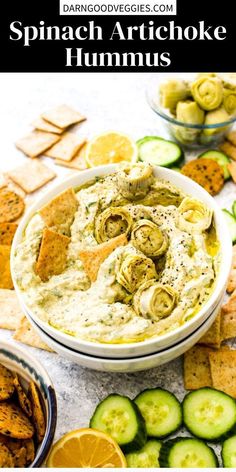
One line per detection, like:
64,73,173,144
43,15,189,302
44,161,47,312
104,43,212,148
11,163,232,359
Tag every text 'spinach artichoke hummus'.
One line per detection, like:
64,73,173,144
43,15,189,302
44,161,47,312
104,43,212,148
13,163,220,344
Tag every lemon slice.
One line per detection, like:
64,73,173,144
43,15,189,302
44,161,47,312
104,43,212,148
46,428,127,468
86,132,138,167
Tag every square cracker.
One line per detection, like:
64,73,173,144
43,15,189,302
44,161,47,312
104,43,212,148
79,234,128,282
221,310,236,341
209,350,236,397
222,289,236,314
184,345,213,390
15,130,60,158
31,117,64,135
0,223,18,245
0,245,13,289
35,228,70,282
7,161,56,194
45,133,86,161
39,188,78,235
198,311,222,348
55,142,88,170
0,289,23,330
13,316,53,352
227,268,236,293
42,104,86,129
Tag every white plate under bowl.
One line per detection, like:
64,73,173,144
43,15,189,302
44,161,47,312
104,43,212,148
26,298,222,373
11,165,232,359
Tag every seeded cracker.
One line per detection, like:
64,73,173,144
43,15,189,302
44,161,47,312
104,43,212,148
184,345,213,390
39,188,78,235
0,444,14,467
13,446,27,467
0,402,34,439
0,245,13,289
42,104,86,129
55,142,88,170
13,316,53,352
28,381,46,443
7,161,56,194
0,222,17,245
209,350,236,397
79,234,128,282
0,289,23,330
45,133,86,161
0,364,15,401
0,188,25,223
181,158,224,195
32,117,64,134
15,130,60,158
0,435,34,466
13,375,32,417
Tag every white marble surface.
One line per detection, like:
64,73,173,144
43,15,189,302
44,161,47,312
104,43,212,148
0,73,235,446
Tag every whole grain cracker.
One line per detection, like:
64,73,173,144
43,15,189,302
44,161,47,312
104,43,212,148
0,289,23,330
28,381,46,443
0,402,34,439
45,133,86,161
0,364,15,401
220,141,236,161
0,245,13,289
15,130,60,158
13,375,32,418
32,117,64,135
222,289,236,313
209,350,236,397
221,310,236,341
198,312,222,348
7,161,56,194
226,130,236,146
0,222,17,245
79,234,128,282
39,188,78,235
55,142,88,170
35,228,70,281
183,345,213,390
228,161,236,183
42,104,86,129
0,444,14,468
181,158,224,195
13,316,53,352
0,188,25,223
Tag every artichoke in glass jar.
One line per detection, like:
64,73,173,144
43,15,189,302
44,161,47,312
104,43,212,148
116,162,154,200
117,252,157,293
191,76,223,111
203,107,230,136
176,100,205,125
177,197,212,233
131,219,168,258
133,280,178,321
160,79,189,112
95,206,133,243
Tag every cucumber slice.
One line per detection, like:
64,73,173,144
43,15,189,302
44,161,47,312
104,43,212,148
159,438,218,468
198,150,231,180
125,439,161,467
232,201,236,219
134,388,182,438
222,209,236,244
222,435,236,467
137,136,184,168
90,394,147,453
183,388,236,440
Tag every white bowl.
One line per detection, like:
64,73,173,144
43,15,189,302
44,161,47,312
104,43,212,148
11,165,232,359
25,298,222,373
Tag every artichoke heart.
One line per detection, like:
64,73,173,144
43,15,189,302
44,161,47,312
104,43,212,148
177,197,212,233
160,79,189,112
95,206,133,243
223,88,236,116
133,280,178,321
176,100,205,125
203,107,230,136
191,76,223,111
116,162,154,200
131,219,168,258
117,253,157,293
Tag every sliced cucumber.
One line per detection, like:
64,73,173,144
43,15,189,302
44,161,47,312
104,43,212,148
198,150,231,180
89,394,147,453
222,435,236,467
125,439,161,467
159,438,218,468
134,388,182,438
222,209,236,244
137,136,184,168
183,388,236,441
232,201,236,219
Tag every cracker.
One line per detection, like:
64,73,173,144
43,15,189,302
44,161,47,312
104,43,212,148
55,142,88,170
13,316,53,352
39,188,78,235
35,228,70,281
79,234,128,282
13,446,27,467
226,130,236,146
0,402,34,439
2,174,26,198
198,312,222,348
0,188,25,223
0,444,14,468
227,268,236,293
13,375,32,417
182,158,224,196
7,161,56,194
0,222,17,245
209,350,236,397
0,435,35,465
32,117,64,135
183,345,212,390
0,363,15,401
220,141,236,161
45,133,86,161
28,381,46,443
0,245,13,289
221,310,236,341
222,289,236,314
15,130,60,158
24,438,35,465
42,104,86,129
0,289,23,330
228,161,236,183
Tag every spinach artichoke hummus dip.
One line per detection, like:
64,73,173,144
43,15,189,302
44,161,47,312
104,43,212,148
13,163,220,344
